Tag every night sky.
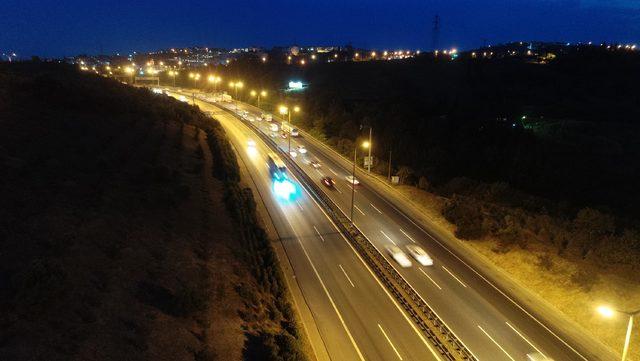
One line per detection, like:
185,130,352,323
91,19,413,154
1,0,638,57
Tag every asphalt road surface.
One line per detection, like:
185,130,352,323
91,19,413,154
167,88,616,361
173,93,443,361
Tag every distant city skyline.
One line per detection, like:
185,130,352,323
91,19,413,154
1,0,638,57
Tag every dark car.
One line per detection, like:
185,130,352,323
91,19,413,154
321,176,335,188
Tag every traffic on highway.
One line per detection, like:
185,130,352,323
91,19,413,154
164,87,612,361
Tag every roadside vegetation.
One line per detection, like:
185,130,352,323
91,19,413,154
196,48,640,357
0,62,307,361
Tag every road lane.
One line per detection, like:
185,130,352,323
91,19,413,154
175,92,442,361
211,96,610,361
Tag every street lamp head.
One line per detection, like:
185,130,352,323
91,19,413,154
250,90,257,97
597,305,616,318
293,105,300,113
208,75,215,82
362,141,370,149
279,105,288,115
260,90,267,97
189,72,194,78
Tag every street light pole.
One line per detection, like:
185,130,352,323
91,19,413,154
350,147,357,222
597,306,640,361
367,127,372,172
388,149,392,181
622,314,634,361
287,110,292,153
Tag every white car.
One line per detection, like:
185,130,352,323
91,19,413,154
289,150,298,158
386,245,412,268
527,353,554,361
297,145,307,154
405,245,433,266
247,115,255,122
345,175,359,185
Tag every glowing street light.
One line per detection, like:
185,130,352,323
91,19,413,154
250,90,268,107
597,305,640,361
208,74,222,92
168,70,179,87
124,66,135,83
350,140,371,222
188,72,201,88
229,81,244,110
279,105,301,153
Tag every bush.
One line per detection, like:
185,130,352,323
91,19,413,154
536,254,554,271
173,283,208,316
443,195,487,239
418,176,430,190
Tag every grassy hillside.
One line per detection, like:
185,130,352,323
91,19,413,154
0,62,307,361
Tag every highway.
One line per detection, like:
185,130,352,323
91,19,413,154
208,95,615,361
171,93,443,361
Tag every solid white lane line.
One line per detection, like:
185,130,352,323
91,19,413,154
370,203,383,214
313,225,325,242
442,266,467,288
354,205,366,216
478,325,516,361
399,228,416,243
296,201,304,211
296,235,366,361
328,167,338,175
418,269,442,290
378,324,403,361
315,169,323,176
339,264,356,288
506,321,547,358
373,192,588,361
220,98,445,360
334,185,343,194
380,230,397,245
268,141,444,361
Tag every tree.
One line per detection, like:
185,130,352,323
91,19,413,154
418,176,430,190
397,166,415,185
572,207,615,259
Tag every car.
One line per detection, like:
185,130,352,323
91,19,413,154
321,176,335,187
385,245,412,268
527,353,554,361
310,160,321,168
247,115,255,122
289,150,298,158
405,245,433,266
281,132,288,139
247,139,256,148
297,145,307,154
345,175,359,185
269,132,277,138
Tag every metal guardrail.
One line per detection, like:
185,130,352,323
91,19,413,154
209,102,477,361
